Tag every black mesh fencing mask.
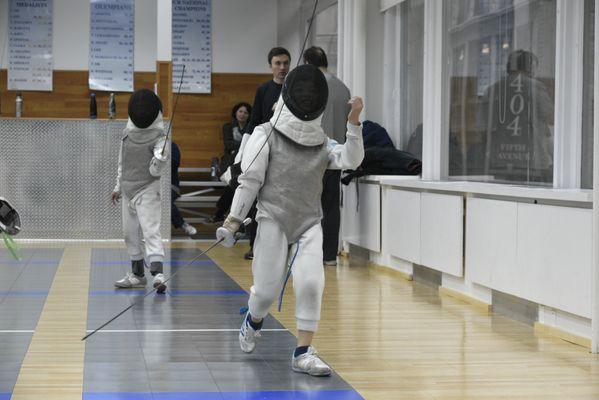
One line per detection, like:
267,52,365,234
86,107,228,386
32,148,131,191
0,198,21,236
128,89,163,129
282,64,328,121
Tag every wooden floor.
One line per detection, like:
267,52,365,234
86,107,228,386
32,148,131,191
4,241,599,399
204,243,599,400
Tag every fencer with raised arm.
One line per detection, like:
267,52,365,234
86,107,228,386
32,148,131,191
217,64,364,376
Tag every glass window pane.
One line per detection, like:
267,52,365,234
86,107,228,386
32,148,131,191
582,0,595,189
312,4,338,74
445,0,556,186
402,0,425,157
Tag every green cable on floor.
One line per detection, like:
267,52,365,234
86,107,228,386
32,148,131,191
1,231,21,261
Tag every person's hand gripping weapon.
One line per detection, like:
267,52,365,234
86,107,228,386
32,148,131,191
216,217,252,247
0,197,22,260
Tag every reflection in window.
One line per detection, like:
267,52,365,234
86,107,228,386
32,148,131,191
401,0,424,158
445,0,556,185
582,0,595,189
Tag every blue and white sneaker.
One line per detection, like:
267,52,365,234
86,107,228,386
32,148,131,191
239,313,261,353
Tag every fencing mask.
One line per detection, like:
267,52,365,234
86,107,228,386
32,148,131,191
0,197,21,236
282,64,328,121
128,89,163,129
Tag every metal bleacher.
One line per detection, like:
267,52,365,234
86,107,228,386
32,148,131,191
174,167,227,238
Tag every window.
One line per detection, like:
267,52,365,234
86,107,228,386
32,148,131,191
582,0,595,189
444,0,556,186
400,0,424,157
311,4,338,74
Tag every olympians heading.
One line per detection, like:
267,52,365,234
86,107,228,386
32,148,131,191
93,3,132,10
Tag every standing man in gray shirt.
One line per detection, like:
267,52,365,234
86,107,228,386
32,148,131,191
303,46,351,266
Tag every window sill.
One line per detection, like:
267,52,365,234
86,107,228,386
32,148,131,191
379,177,592,204
356,175,420,184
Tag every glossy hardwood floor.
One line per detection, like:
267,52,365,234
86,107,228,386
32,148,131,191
10,245,91,400
202,242,599,400
4,241,599,399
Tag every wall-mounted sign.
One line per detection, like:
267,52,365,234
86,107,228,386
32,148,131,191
89,0,134,92
8,0,54,91
172,0,212,93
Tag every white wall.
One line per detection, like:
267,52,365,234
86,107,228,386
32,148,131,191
53,0,93,70
1,0,278,73
274,0,386,123
277,0,340,70
157,0,171,61
212,0,278,73
277,0,302,64
134,0,158,71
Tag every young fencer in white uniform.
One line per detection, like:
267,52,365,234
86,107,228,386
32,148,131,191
112,89,169,293
217,64,364,376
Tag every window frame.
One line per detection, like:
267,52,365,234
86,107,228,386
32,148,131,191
382,0,425,150
420,0,586,188
582,0,596,189
591,0,599,354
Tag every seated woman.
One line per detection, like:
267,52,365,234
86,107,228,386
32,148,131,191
207,102,252,223
221,102,252,169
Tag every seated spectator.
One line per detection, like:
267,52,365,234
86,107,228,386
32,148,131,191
220,102,252,174
207,103,252,224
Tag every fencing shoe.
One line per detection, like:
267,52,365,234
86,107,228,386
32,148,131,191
152,273,167,294
239,313,261,353
115,272,147,288
182,222,197,236
291,346,332,376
